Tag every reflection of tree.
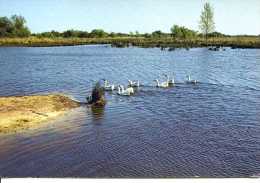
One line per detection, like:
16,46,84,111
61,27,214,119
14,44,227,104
194,48,215,82
91,105,105,122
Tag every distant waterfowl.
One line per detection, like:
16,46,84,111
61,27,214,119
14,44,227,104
128,80,140,87
164,74,175,85
186,75,198,84
168,47,175,51
103,80,115,91
209,47,220,51
154,79,169,88
161,46,166,51
117,85,134,96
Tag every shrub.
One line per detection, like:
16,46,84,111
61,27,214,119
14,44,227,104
87,82,106,106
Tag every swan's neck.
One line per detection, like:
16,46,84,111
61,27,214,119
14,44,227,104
155,80,160,86
104,80,108,86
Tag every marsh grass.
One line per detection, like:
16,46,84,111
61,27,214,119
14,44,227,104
0,36,259,48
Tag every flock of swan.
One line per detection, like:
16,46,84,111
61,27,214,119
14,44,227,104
103,74,198,96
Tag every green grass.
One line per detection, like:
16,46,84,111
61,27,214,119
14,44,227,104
0,36,259,48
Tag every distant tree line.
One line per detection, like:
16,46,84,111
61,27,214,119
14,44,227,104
32,29,131,38
0,14,226,39
0,1,256,40
0,15,30,37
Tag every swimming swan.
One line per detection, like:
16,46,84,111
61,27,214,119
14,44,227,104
104,80,115,91
154,79,169,88
117,85,134,96
128,80,140,87
164,74,175,85
186,75,197,84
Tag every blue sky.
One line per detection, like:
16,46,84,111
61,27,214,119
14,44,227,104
0,0,259,35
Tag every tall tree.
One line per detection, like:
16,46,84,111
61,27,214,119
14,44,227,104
0,17,14,37
199,2,215,43
170,25,179,37
10,15,30,37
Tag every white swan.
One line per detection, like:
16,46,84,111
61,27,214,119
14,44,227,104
104,80,115,91
154,79,169,88
186,75,197,84
128,80,140,87
164,74,175,85
86,95,92,104
126,86,134,94
117,85,134,96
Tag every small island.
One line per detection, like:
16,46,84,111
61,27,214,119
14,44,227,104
0,94,80,133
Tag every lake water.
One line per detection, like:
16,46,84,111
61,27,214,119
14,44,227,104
0,45,260,177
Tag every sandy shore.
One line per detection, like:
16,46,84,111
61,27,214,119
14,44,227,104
0,94,80,133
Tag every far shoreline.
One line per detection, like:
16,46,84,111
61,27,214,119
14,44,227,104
0,37,259,49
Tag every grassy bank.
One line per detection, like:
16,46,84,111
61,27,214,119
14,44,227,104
0,94,80,133
0,36,260,48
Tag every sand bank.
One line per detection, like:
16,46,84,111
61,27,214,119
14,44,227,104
0,94,80,133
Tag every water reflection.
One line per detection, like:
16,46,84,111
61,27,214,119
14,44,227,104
90,105,105,123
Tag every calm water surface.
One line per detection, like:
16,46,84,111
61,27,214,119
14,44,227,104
0,46,260,177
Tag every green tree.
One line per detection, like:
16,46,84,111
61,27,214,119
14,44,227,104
208,31,225,38
78,31,89,38
151,30,163,38
171,25,181,38
90,29,108,38
62,29,87,38
109,32,116,37
129,31,134,36
11,15,30,37
170,25,197,39
144,33,151,38
50,30,61,37
11,15,25,29
199,2,215,42
0,17,14,37
135,31,139,37
63,30,74,37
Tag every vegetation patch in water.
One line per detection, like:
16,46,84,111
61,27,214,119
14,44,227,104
86,82,106,107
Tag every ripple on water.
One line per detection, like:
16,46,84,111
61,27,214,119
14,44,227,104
0,46,260,177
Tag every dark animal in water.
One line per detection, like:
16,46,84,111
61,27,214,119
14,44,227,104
168,47,175,51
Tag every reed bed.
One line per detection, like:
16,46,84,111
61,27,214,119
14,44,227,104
0,36,259,48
